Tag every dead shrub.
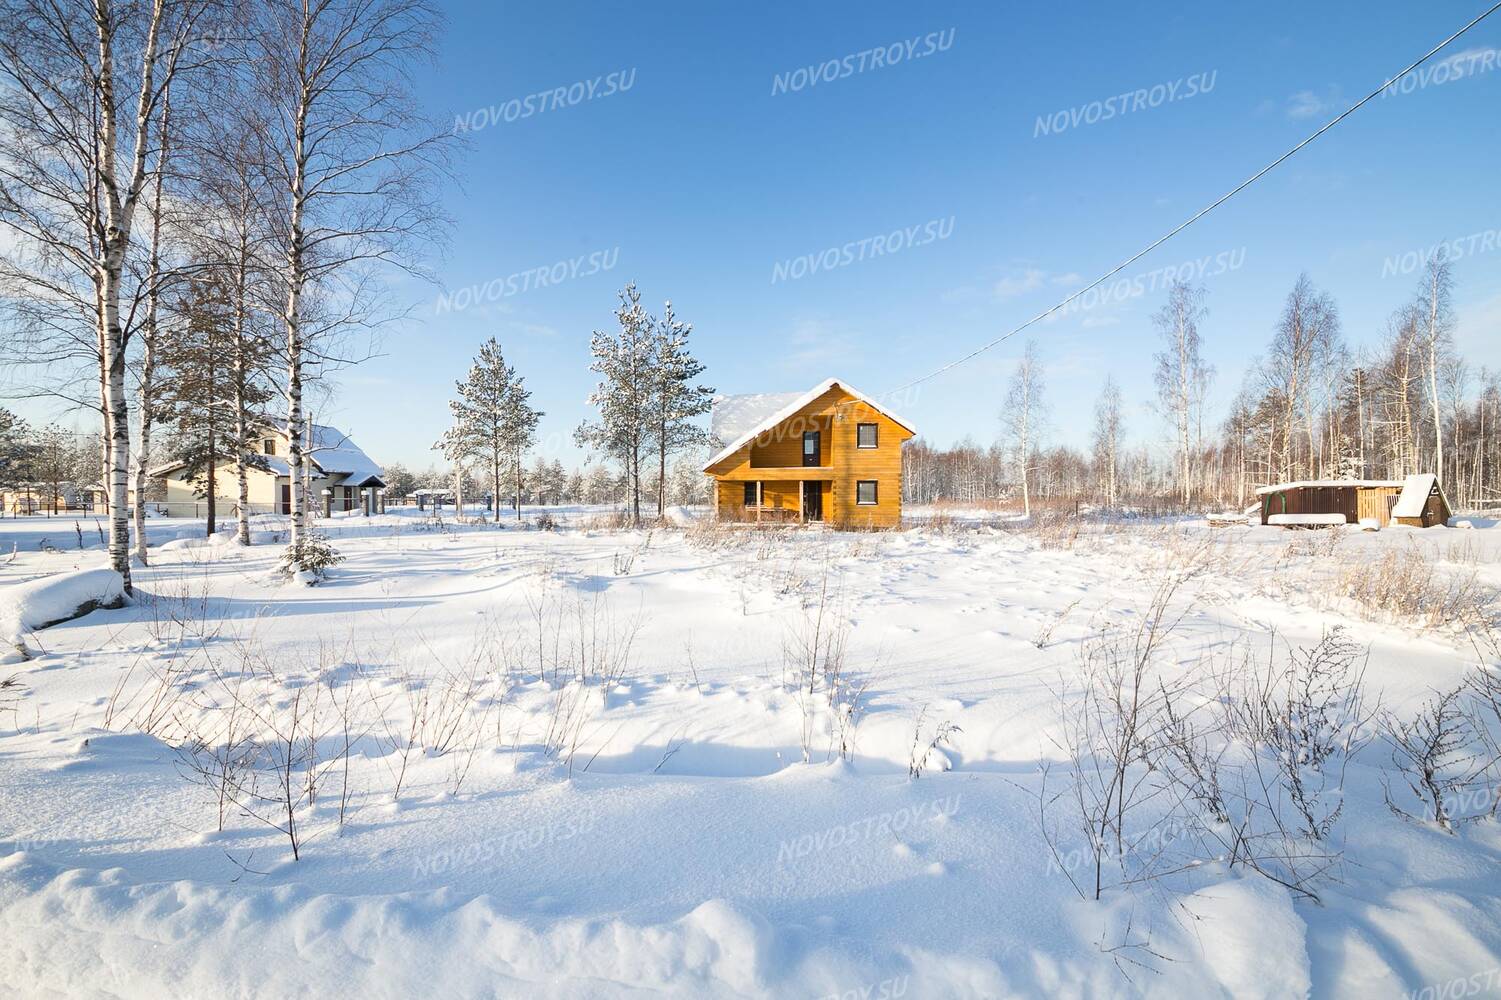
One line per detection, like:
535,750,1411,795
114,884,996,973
1336,540,1496,633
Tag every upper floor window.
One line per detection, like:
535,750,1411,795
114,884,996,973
857,423,878,449
263,438,277,456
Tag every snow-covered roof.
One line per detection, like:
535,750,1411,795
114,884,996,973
702,377,917,471
306,424,385,486
1392,473,1444,518
1254,479,1405,496
709,391,805,446
148,423,384,486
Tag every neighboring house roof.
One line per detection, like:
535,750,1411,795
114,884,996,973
703,377,917,472
305,424,385,487
1391,473,1446,518
148,423,384,486
1254,479,1406,495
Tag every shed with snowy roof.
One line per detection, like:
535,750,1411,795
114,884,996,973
702,378,916,529
1254,475,1451,528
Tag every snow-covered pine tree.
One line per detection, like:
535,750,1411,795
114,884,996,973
0,409,32,491
447,338,542,522
648,299,714,517
583,463,615,505
577,284,654,523
499,367,542,520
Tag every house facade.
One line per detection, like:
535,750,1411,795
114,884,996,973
150,423,386,516
703,378,916,529
1255,474,1451,528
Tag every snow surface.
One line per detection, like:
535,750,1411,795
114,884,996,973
0,567,123,650
0,506,1499,997
1268,513,1349,526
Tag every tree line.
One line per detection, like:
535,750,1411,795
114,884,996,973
905,263,1499,514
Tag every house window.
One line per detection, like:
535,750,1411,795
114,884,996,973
743,482,757,506
857,423,878,449
263,438,277,456
856,480,878,506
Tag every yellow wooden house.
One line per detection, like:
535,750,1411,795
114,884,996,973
702,378,916,529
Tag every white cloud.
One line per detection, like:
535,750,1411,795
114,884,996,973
1285,86,1342,120
993,268,1046,300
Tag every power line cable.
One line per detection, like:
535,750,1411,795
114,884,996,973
889,1,1501,395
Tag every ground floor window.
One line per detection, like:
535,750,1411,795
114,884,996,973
856,480,877,505
743,482,757,506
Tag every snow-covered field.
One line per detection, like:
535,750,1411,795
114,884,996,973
2,506,1500,998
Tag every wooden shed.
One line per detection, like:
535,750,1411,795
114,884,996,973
1255,474,1451,528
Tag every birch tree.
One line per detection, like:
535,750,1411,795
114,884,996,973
190,115,279,544
1415,257,1454,483
1003,340,1045,518
1091,375,1123,507
0,0,213,590
1260,274,1342,480
241,0,449,569
1152,281,1209,504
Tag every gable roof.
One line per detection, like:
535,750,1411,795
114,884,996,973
702,377,916,472
147,423,384,486
1391,473,1447,519
305,424,385,486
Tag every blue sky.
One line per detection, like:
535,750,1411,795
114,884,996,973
21,2,1501,470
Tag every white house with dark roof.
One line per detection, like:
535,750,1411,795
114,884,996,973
150,422,386,515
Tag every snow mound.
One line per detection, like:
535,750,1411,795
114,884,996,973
0,568,124,647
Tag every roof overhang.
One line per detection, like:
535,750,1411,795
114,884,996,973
1254,479,1406,496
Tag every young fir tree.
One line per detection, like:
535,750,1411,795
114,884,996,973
648,299,714,517
577,283,654,523
448,338,542,523
158,277,271,537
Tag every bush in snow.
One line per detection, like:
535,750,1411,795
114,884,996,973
276,530,344,583
1227,627,1373,843
1380,687,1494,832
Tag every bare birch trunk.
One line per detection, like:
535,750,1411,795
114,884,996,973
132,92,170,564
232,235,252,545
